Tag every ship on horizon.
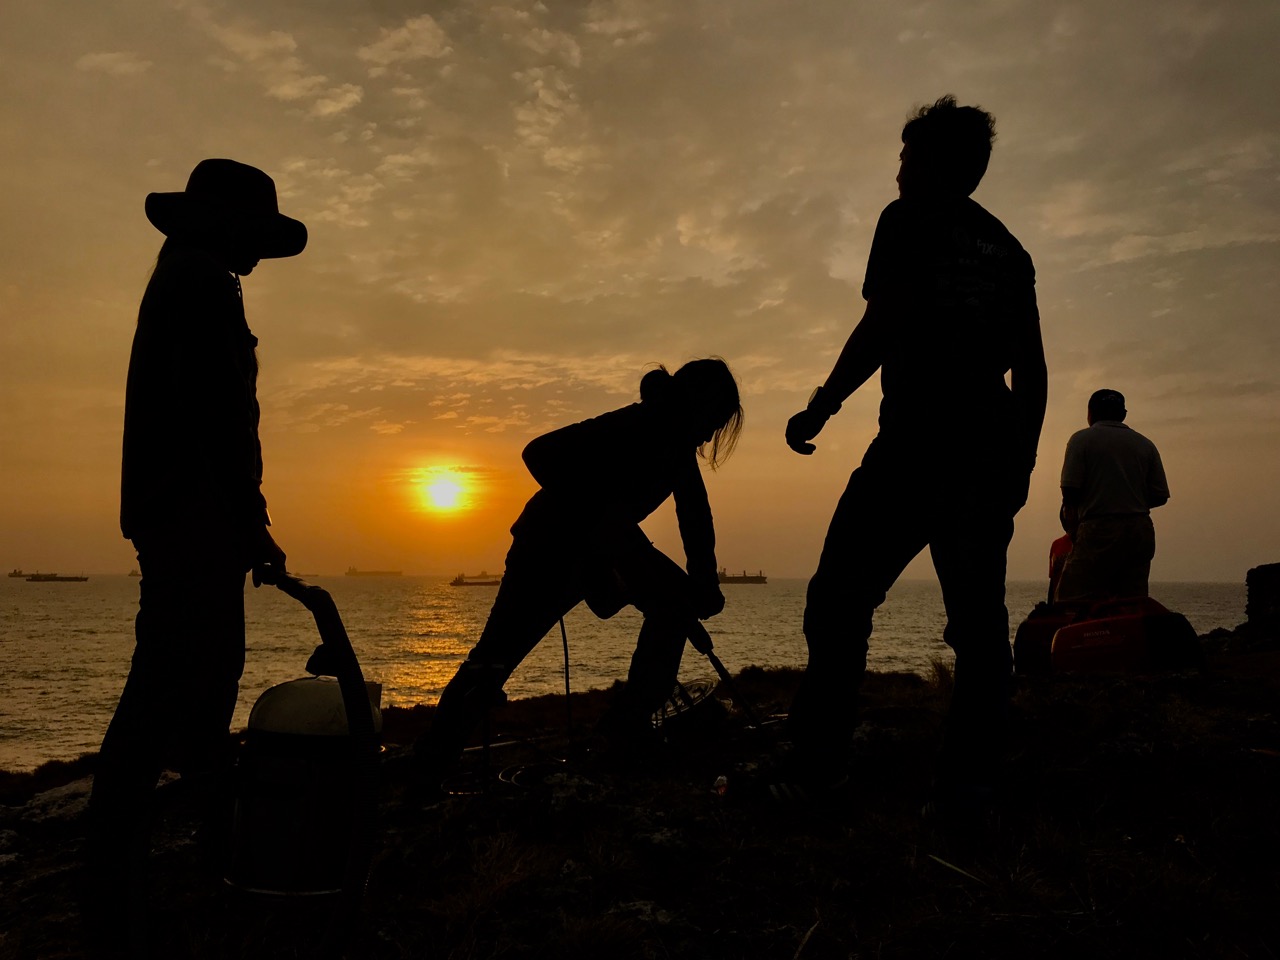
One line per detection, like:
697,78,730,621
26,572,89,582
718,568,767,584
450,571,502,586
345,566,403,577
8,568,26,578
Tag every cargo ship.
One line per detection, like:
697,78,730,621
450,571,502,586
718,568,767,584
345,567,403,577
27,573,89,582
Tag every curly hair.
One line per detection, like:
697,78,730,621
902,95,997,196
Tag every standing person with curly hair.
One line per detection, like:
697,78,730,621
785,97,1048,816
415,359,744,792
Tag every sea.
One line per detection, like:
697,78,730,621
0,574,1246,772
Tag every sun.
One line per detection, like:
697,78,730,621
418,468,471,513
426,477,463,509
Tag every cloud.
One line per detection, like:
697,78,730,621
509,65,598,173
584,0,660,46
185,5,363,119
357,15,451,75
74,51,152,76
311,83,363,118
276,351,647,402
1037,180,1135,240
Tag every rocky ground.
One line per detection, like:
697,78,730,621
2,631,1279,959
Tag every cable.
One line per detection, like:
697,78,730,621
559,617,573,746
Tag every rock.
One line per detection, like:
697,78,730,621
19,777,92,824
1247,563,1280,635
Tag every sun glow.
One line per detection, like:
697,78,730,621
427,477,463,509
418,468,471,513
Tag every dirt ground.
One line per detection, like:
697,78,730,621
2,640,1279,959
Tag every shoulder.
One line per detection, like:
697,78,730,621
872,198,923,236
1124,426,1160,451
1064,427,1094,450
538,403,643,443
587,403,647,432
965,197,1032,254
963,198,1019,238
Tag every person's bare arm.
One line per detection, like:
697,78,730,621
785,299,892,455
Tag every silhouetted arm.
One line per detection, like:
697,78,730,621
521,421,595,516
521,416,605,492
1009,294,1048,474
1059,428,1084,538
824,299,893,407
521,411,653,559
179,303,287,575
672,452,724,618
165,265,271,532
785,299,891,454
1059,486,1081,540
1004,293,1048,514
1147,445,1170,509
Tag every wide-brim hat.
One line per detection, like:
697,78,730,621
145,158,307,259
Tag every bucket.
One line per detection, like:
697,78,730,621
226,677,382,895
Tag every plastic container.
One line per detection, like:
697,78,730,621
226,677,382,895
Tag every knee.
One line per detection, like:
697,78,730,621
802,587,875,657
943,604,1009,645
946,630,1013,677
452,657,512,694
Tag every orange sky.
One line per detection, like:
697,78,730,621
2,1,1279,582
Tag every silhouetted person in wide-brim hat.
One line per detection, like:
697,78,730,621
85,159,305,957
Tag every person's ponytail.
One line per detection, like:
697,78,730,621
639,365,673,404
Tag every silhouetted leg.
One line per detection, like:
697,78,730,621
415,536,582,779
1124,516,1156,598
86,537,245,954
931,505,1015,797
792,461,929,768
621,546,695,716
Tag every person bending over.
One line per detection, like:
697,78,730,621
415,358,744,789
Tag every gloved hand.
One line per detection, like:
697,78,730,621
691,575,725,619
785,407,830,455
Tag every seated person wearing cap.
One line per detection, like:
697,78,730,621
1054,389,1170,601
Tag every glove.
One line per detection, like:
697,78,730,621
691,576,725,620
